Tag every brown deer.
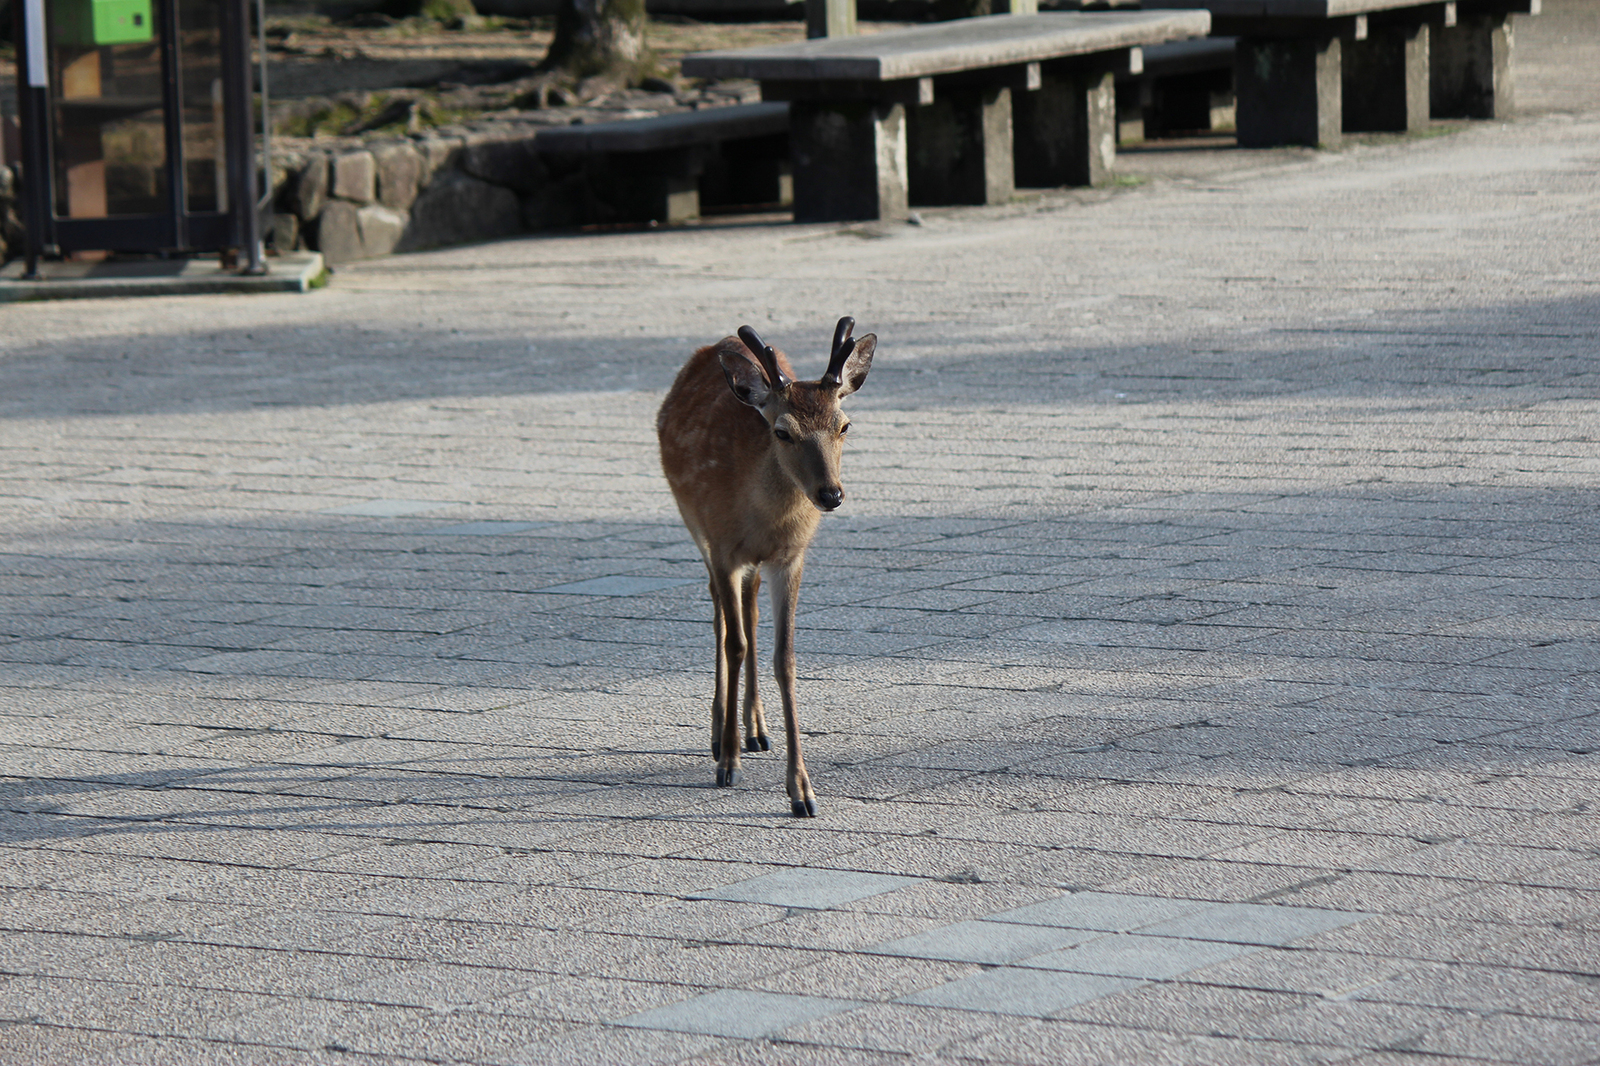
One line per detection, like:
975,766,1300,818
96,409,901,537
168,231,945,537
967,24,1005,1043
658,317,876,817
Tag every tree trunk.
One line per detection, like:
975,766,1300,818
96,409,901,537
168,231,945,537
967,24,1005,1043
541,0,650,80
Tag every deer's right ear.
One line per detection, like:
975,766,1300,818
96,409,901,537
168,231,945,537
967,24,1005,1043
719,349,772,408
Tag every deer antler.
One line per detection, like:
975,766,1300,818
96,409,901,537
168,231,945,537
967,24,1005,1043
738,325,791,390
822,316,856,387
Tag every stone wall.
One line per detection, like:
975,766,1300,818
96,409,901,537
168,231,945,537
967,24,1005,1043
0,165,22,263
270,128,692,265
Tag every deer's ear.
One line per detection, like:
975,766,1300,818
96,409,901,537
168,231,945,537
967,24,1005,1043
836,335,875,398
719,349,772,408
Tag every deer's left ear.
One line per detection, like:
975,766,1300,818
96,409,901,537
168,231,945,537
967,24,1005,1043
719,348,772,408
836,335,875,399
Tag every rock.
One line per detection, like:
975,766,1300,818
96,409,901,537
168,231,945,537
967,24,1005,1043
331,151,376,204
313,201,362,265
416,138,464,185
460,136,548,195
267,213,300,253
357,205,407,258
313,200,411,264
397,170,522,252
293,157,328,220
373,143,424,211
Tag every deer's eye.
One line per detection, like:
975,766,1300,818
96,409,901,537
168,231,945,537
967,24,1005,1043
774,428,793,442
839,423,851,436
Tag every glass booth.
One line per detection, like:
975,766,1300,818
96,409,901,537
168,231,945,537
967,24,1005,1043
10,0,265,276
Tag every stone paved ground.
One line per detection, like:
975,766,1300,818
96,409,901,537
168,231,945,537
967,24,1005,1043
3,8,1600,1065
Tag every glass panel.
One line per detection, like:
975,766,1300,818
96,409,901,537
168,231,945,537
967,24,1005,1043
49,0,166,218
177,0,221,214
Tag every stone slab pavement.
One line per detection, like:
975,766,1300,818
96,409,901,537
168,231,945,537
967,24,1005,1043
2,9,1599,1065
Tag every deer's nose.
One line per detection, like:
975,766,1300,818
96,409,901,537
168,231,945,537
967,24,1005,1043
817,487,844,511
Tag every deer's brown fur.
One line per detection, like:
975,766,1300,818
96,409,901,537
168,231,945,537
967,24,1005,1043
657,319,875,816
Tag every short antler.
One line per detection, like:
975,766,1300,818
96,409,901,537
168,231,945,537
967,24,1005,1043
822,316,856,388
738,326,791,391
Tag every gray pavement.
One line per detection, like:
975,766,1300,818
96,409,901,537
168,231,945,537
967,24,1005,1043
3,7,1600,1064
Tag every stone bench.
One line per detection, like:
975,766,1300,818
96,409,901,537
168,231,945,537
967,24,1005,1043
534,102,792,224
1143,0,1538,147
681,10,1211,222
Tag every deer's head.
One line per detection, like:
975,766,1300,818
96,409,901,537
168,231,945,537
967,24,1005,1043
720,317,875,512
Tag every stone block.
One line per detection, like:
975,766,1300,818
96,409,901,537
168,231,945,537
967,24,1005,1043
357,205,407,258
688,868,919,908
292,156,328,220
313,200,362,266
1026,933,1260,980
372,143,424,212
396,170,522,253
898,968,1143,1017
460,137,548,195
266,213,299,253
417,137,464,184
618,988,863,1039
986,891,1213,933
864,919,1094,964
331,151,377,205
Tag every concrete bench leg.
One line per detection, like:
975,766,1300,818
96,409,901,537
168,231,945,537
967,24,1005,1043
790,102,909,223
908,86,1014,206
1235,36,1342,147
1344,22,1430,132
1013,70,1115,188
1431,13,1514,118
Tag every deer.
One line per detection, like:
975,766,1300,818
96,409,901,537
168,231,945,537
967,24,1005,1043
657,316,876,817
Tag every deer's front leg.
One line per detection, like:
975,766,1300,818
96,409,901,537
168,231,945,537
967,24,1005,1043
741,568,770,752
710,569,745,787
768,560,815,817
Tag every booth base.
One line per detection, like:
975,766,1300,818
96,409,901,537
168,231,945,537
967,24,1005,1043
0,252,326,302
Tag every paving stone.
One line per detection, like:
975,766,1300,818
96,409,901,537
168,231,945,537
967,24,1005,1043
897,967,1144,1017
862,919,1097,965
615,987,865,1039
687,869,922,910
1138,902,1372,946
1023,932,1261,980
983,891,1214,933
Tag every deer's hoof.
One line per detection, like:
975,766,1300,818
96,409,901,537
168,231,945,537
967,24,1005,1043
716,766,739,787
746,734,770,752
791,797,817,818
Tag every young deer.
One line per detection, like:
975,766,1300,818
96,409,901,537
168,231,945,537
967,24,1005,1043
658,317,876,817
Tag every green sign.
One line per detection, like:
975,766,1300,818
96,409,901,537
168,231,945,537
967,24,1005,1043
54,0,155,47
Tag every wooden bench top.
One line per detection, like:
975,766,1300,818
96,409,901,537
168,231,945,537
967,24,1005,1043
679,11,1211,84
534,102,788,154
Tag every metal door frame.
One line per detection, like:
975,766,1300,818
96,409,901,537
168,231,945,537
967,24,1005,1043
11,0,261,277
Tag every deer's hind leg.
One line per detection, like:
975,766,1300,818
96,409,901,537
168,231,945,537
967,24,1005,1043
709,567,746,787
709,575,727,760
741,569,770,752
